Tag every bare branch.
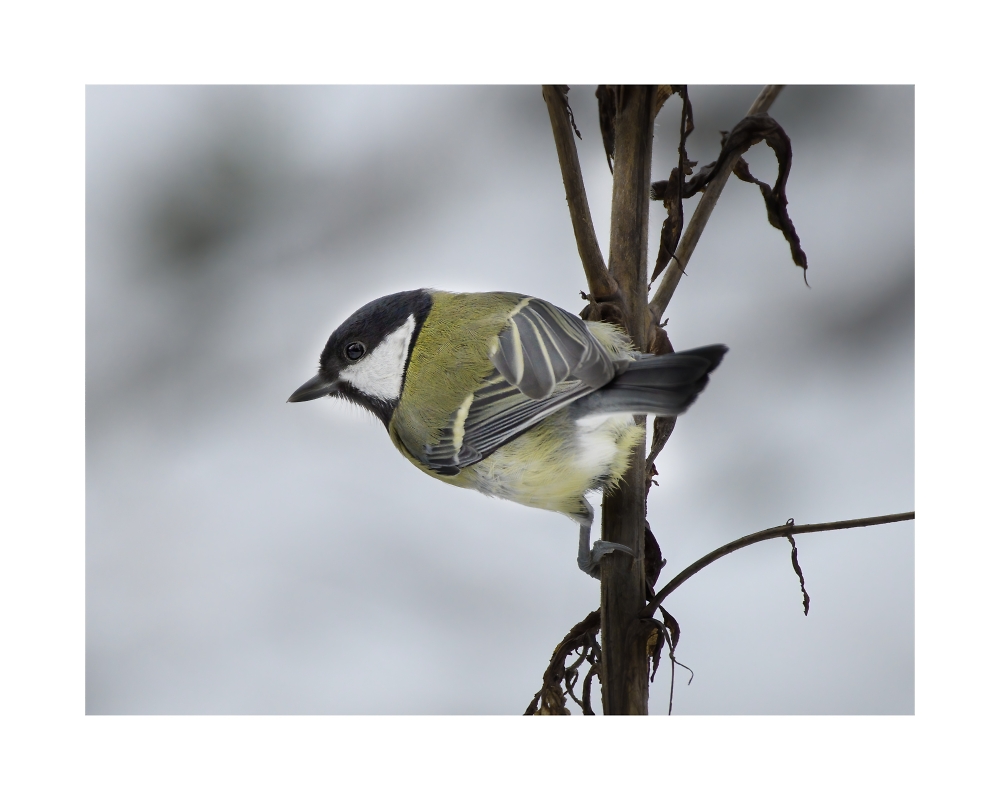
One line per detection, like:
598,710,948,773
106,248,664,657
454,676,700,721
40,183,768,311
648,85,785,323
640,511,915,617
748,84,785,115
542,85,619,301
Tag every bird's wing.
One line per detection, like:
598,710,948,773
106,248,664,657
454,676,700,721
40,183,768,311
488,297,618,400
421,369,595,475
419,298,624,475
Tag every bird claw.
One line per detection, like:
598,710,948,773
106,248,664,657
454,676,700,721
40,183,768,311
575,498,634,578
577,539,635,579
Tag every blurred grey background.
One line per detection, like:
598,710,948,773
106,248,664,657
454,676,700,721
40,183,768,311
86,85,913,714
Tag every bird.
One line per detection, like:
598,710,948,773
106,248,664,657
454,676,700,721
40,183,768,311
288,289,726,578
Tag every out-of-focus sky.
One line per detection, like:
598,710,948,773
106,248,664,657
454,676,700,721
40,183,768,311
86,85,913,714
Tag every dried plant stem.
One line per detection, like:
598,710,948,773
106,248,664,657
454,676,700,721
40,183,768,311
542,85,619,301
648,85,784,323
599,85,657,715
641,511,915,617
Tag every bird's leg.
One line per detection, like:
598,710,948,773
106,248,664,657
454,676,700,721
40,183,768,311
576,498,634,579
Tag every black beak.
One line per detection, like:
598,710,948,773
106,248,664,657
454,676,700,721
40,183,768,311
287,373,339,403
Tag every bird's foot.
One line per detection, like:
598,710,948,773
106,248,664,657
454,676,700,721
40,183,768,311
577,528,634,579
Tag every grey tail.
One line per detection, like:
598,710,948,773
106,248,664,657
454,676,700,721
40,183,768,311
578,344,728,417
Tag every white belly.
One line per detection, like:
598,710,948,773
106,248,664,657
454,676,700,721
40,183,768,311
465,410,642,519
573,412,638,484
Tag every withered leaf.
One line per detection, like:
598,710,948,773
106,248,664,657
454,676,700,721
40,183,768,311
645,413,677,498
644,520,666,596
653,112,808,277
595,85,619,173
652,202,683,285
650,86,696,284
785,534,811,616
660,607,681,651
732,152,808,274
550,85,581,140
524,609,601,716
648,608,681,685
648,622,665,682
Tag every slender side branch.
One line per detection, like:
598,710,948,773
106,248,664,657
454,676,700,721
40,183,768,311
542,85,619,301
648,85,784,323
640,511,915,617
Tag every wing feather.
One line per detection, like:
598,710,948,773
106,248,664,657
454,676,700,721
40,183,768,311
489,298,616,400
420,297,625,474
422,370,594,473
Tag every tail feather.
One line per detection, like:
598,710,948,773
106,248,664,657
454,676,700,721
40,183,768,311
579,344,728,417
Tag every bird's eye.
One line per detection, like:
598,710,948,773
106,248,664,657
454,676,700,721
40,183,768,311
345,342,366,361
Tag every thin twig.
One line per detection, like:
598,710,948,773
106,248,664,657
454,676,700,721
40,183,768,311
648,85,785,323
542,85,619,301
640,511,914,617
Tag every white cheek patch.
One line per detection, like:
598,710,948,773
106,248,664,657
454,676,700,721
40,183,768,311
340,314,416,402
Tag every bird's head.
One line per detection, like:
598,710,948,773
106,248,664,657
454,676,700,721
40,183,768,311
287,289,432,424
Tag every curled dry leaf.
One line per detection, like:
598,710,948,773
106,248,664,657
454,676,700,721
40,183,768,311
650,111,808,279
650,86,696,285
524,610,602,716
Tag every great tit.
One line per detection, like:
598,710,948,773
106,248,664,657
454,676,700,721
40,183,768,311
289,290,726,577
